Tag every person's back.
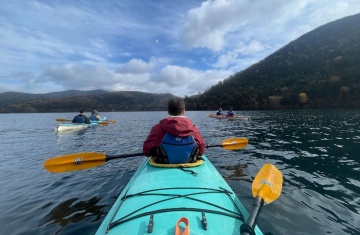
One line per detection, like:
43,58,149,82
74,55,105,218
226,107,235,117
89,110,101,121
216,108,223,115
72,109,91,124
143,97,205,164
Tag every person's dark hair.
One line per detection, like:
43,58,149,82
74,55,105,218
80,109,85,113
168,97,185,116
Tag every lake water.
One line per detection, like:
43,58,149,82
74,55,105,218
0,110,359,235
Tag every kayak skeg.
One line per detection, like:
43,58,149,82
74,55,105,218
95,156,263,235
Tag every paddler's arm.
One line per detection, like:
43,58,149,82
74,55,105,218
143,124,164,156
193,126,206,155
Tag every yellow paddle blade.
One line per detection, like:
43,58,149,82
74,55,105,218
97,120,116,124
98,121,109,125
252,164,283,204
56,118,68,122
221,137,248,150
44,152,107,173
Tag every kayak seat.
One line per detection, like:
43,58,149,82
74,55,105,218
156,133,199,164
149,157,204,168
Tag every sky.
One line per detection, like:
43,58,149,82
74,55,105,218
1,0,359,97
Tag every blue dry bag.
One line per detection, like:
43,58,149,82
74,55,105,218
157,133,198,164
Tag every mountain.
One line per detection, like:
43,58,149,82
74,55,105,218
0,90,174,113
185,13,360,110
0,90,109,108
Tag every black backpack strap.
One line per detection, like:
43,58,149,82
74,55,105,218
188,144,199,163
156,144,169,164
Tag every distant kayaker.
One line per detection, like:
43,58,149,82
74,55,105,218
226,107,235,117
72,109,91,124
143,97,206,164
216,108,223,115
89,110,101,121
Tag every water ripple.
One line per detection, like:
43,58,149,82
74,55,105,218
0,110,359,234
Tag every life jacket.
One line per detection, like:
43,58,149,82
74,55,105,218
156,133,199,164
89,115,98,121
227,111,235,116
75,115,85,123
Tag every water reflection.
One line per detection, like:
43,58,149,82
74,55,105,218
39,197,106,234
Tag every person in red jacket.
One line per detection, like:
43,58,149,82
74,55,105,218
143,97,206,162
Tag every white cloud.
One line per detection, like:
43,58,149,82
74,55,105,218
0,0,359,96
180,0,360,51
180,0,243,51
118,59,154,74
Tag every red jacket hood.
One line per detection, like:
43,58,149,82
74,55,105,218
159,116,196,137
143,116,206,156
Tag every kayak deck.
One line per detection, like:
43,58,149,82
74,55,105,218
96,156,263,235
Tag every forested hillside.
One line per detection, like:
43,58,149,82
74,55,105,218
185,13,360,110
0,91,174,113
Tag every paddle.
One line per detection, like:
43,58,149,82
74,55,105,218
44,137,248,173
240,164,283,235
55,118,117,124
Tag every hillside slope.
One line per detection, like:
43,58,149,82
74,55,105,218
186,13,360,110
0,91,174,113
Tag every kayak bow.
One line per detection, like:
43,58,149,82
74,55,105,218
95,156,270,235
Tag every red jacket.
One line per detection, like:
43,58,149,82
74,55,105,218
143,116,206,157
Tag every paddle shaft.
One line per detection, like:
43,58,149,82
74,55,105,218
206,144,222,148
240,196,264,235
44,137,248,173
106,152,143,161
104,144,231,161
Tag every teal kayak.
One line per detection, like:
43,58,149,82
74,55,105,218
95,156,264,235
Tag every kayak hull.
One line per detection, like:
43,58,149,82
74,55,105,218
207,114,250,120
95,156,263,235
55,123,98,132
55,117,107,132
